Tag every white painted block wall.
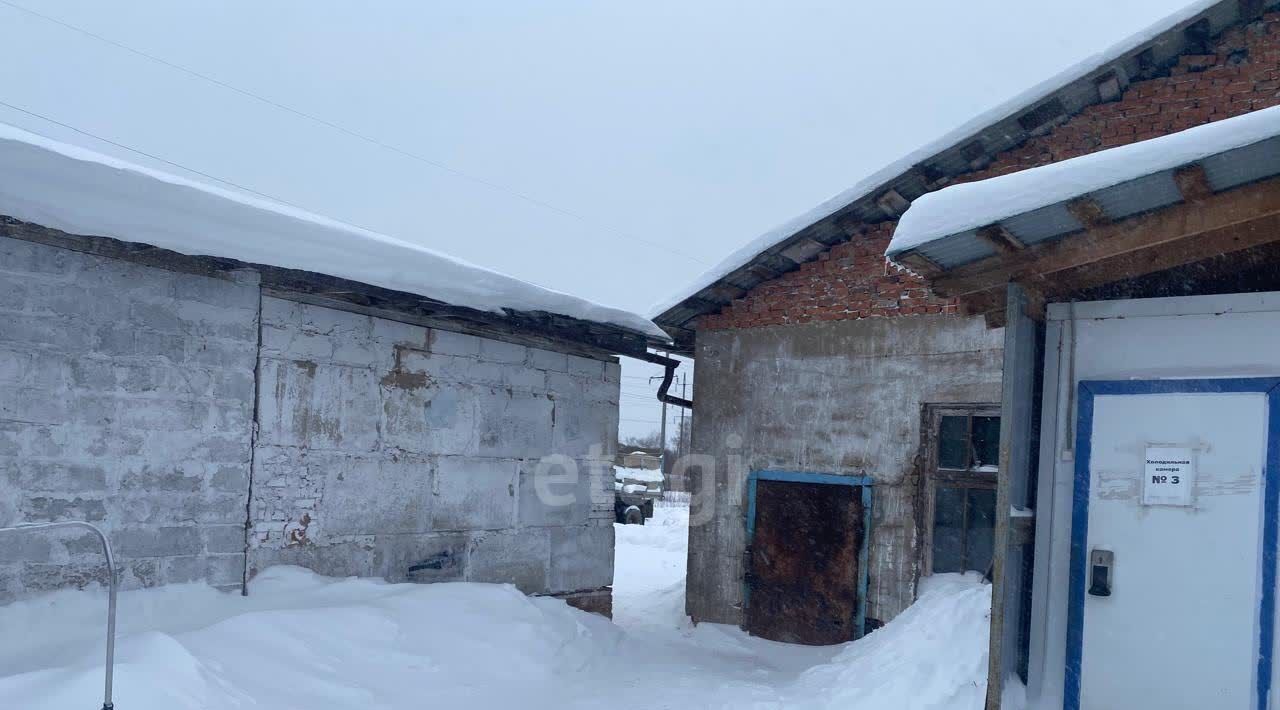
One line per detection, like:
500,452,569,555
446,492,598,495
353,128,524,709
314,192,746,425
248,297,620,594
0,236,259,598
0,235,621,602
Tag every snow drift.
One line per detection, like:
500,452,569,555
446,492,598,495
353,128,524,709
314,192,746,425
0,562,992,709
785,575,993,708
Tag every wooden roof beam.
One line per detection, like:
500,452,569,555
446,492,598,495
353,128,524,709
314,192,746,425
704,283,747,302
958,281,1045,328
1043,209,1280,298
1174,164,1213,201
744,262,781,281
685,296,728,313
834,213,864,238
929,173,1280,297
1066,197,1111,229
957,287,1005,317
975,225,1026,254
897,252,944,278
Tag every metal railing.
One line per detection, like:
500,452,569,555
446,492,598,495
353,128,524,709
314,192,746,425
0,521,117,710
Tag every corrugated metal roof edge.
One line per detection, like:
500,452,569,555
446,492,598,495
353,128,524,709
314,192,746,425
888,130,1280,276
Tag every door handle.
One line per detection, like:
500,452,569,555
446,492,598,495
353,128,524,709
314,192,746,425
1088,549,1114,597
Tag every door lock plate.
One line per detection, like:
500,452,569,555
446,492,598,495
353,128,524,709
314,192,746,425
1088,549,1114,597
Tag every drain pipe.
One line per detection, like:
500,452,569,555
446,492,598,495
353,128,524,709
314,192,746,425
0,521,117,710
639,351,693,409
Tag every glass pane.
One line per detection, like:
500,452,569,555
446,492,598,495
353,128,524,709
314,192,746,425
971,416,1001,469
932,486,965,573
965,488,996,574
938,415,969,469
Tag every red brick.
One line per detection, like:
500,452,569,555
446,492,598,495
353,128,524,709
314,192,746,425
700,18,1280,333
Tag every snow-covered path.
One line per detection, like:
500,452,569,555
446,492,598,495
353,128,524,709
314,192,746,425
611,501,694,631
0,503,994,709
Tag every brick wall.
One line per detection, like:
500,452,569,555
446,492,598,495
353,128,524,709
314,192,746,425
701,13,1280,332
699,224,957,330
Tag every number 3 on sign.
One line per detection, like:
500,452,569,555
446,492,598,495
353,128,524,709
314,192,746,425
1143,446,1195,507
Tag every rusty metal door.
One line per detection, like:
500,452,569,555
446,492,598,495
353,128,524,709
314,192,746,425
744,472,871,646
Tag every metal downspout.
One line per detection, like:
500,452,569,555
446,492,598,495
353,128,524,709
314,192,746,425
638,351,693,409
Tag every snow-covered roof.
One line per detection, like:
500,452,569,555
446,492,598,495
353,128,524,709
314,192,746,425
650,0,1251,345
0,123,668,342
888,105,1280,261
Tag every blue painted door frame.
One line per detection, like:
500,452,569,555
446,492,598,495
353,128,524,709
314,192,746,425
1065,378,1280,710
745,470,874,638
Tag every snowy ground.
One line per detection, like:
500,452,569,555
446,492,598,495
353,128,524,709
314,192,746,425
0,502,996,709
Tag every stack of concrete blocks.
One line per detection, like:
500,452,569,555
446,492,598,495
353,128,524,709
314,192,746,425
0,235,622,611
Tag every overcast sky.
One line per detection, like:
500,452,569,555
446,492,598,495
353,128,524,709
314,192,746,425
0,0,1183,440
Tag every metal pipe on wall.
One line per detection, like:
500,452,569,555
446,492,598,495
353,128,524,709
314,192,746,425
638,351,693,410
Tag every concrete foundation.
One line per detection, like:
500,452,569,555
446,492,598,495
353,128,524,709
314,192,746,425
686,315,1003,627
548,586,613,617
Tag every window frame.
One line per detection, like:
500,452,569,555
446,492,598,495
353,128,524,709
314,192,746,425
920,403,1001,576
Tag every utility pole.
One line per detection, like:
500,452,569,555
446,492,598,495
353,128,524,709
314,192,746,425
658,386,668,473
649,364,669,473
678,373,688,459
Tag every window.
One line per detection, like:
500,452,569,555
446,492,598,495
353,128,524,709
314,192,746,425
924,406,1000,575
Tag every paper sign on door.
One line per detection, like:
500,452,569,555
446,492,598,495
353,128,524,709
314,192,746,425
1143,446,1195,507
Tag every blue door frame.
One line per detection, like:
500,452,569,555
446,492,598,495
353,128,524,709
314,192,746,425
1066,378,1280,710
745,470,874,638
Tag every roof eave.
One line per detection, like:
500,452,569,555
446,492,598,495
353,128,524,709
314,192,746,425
656,0,1271,331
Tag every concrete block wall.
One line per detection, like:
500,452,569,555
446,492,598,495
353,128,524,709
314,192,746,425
683,12,1280,632
0,236,259,600
247,297,620,596
686,316,1002,627
0,237,622,603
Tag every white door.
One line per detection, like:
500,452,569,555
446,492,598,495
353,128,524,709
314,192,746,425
1073,387,1272,710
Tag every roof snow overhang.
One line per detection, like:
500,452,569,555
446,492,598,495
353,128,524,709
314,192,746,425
0,123,669,358
885,105,1280,326
652,0,1277,355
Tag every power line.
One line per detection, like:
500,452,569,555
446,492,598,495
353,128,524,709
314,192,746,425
0,97,434,260
2,98,676,428
0,99,321,213
0,0,710,265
